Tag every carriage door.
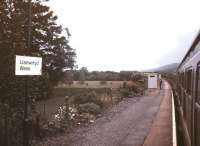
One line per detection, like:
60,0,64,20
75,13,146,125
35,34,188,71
194,65,200,146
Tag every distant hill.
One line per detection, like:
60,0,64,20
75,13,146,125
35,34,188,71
146,63,179,73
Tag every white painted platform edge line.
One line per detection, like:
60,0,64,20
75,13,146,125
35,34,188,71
172,92,177,146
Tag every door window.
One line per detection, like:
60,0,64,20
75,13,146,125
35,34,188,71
186,70,192,95
196,67,200,104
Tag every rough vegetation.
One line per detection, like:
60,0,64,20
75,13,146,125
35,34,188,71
69,90,103,107
79,103,101,114
0,1,76,145
34,73,147,142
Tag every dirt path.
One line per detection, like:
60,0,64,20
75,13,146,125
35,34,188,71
36,82,169,146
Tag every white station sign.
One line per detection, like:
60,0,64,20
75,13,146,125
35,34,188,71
15,55,42,75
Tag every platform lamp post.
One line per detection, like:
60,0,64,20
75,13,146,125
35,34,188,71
23,0,32,146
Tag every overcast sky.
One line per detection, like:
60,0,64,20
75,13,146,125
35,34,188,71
46,0,200,71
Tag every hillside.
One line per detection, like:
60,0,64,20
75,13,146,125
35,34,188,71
146,63,179,73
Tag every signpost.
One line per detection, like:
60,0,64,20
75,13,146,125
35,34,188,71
18,1,38,146
15,55,42,146
15,55,42,76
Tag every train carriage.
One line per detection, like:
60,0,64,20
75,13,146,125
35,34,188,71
176,31,200,146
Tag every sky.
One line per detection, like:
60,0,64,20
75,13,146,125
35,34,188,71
46,0,200,71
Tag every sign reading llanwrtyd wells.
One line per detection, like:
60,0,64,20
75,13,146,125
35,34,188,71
15,55,42,75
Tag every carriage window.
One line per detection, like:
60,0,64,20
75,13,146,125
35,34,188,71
181,73,185,88
180,73,183,86
186,70,192,94
178,74,180,85
197,67,200,104
178,73,180,83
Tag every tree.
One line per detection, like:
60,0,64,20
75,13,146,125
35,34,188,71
0,0,76,145
79,67,88,81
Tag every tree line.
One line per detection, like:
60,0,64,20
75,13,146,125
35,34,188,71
63,67,142,84
0,0,76,145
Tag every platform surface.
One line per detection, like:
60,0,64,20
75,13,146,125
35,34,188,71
143,81,172,146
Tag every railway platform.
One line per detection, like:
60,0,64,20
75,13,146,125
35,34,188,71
143,81,173,146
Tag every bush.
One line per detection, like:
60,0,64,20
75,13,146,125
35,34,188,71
72,91,103,107
120,88,137,98
120,89,131,97
131,74,144,81
72,94,88,105
130,84,140,93
120,81,142,97
79,103,101,114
